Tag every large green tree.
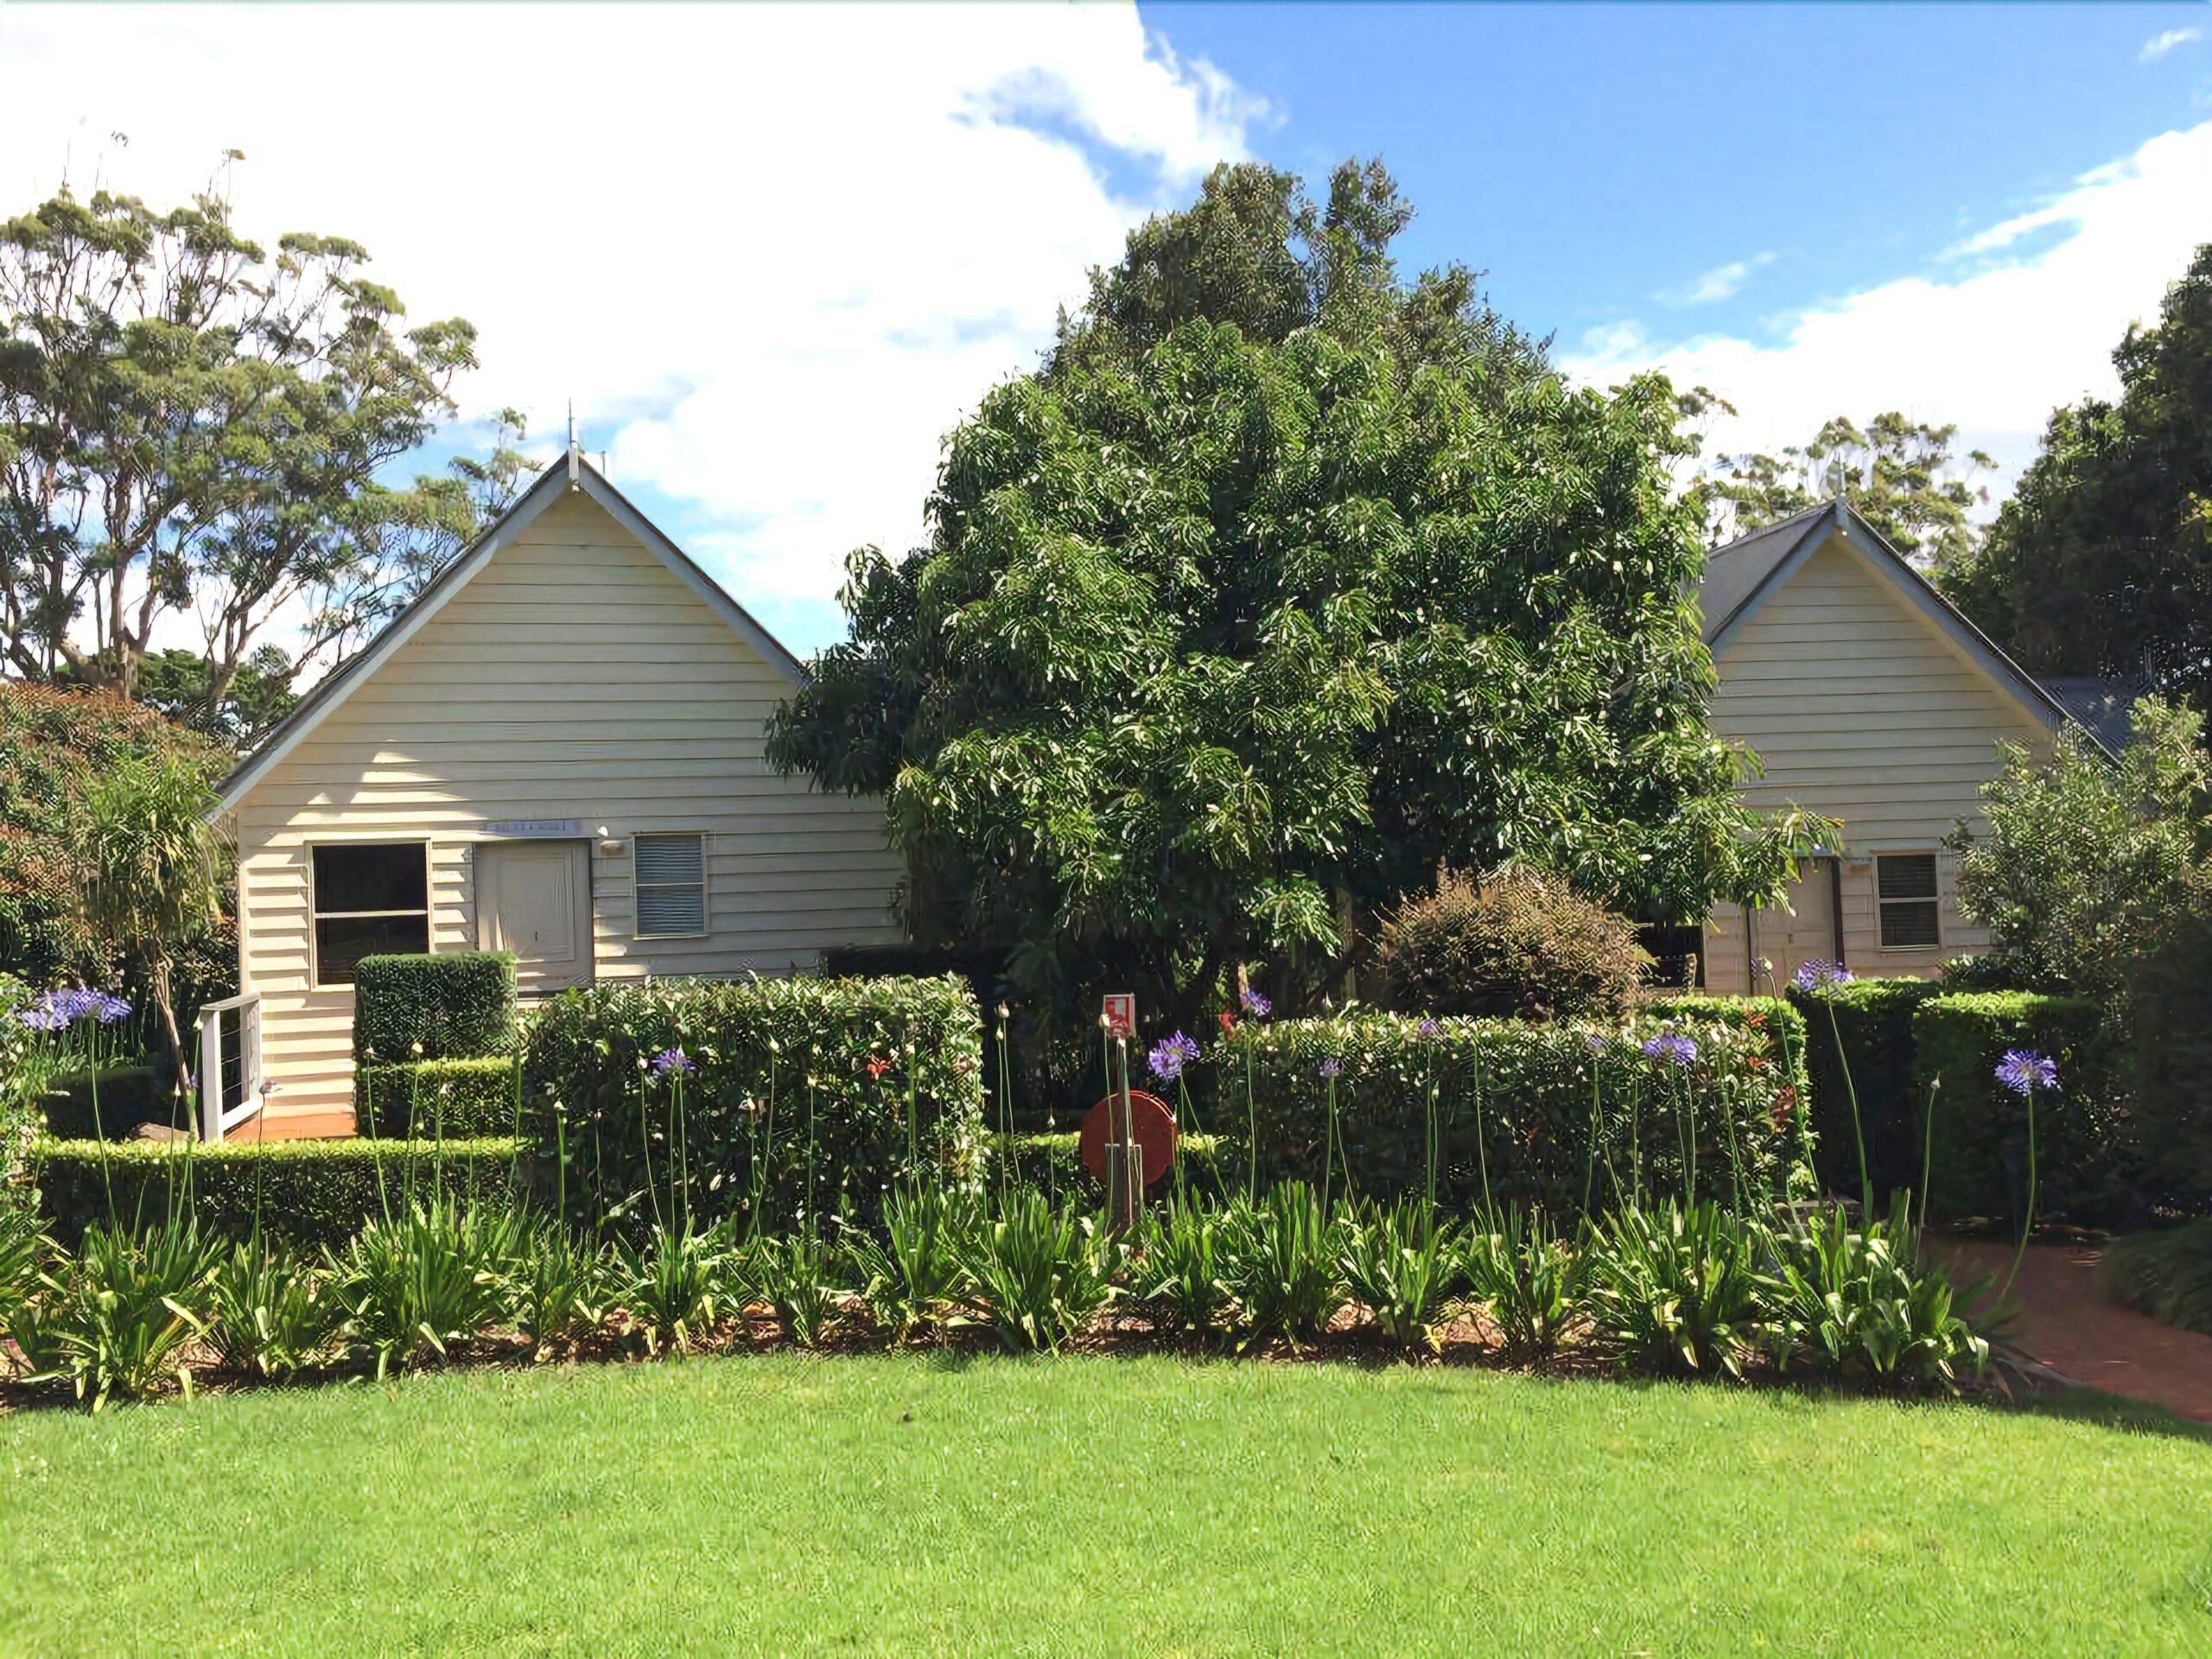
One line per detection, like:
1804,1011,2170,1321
770,162,1824,1023
0,179,510,725
1696,406,1993,570
1946,244,2212,708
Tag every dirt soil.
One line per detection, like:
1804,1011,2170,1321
1937,1238,2212,1422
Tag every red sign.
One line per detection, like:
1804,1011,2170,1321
1080,1089,1179,1186
1101,993,1136,1038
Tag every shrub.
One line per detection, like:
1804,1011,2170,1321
1136,1191,1236,1337
613,1222,736,1355
1911,992,2120,1224
1764,1199,1990,1387
1786,977,1948,1205
355,1057,521,1139
1337,1198,1462,1353
524,975,986,1234
991,1131,1230,1203
206,1232,344,1379
335,1198,526,1377
31,1137,529,1249
957,1191,1119,1352
2123,868,2212,1210
47,1215,225,1408
1582,1201,1766,1378
1216,1182,1343,1350
1210,1001,1807,1217
2098,1221,2212,1336
499,1212,614,1359
352,952,518,1065
845,1184,972,1342
1458,1206,1580,1360
1376,867,1649,1021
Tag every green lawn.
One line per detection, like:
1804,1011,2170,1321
3,1357,2209,1657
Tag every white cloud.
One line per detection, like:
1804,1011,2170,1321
1664,252,1774,306
0,3,1259,650
1566,121,2212,495
2140,27,2202,63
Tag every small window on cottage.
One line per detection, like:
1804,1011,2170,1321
1877,854,1942,950
311,843,429,986
633,833,707,938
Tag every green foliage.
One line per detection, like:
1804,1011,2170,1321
2098,1221,2212,1337
1136,1190,1236,1336
524,975,986,1233
2127,866,2212,1207
750,1230,846,1350
1911,992,2119,1223
355,1056,520,1139
1376,866,1649,1020
47,1216,224,1408
1215,1005,1805,1217
1582,1201,1765,1378
1457,1206,1580,1360
613,1223,736,1357
992,1130,1229,1203
31,1136,528,1249
499,1211,613,1359
1336,1197,1461,1352
957,1191,1120,1352
205,1232,344,1380
1217,1182,1344,1349
352,952,518,1065
1947,243,2212,709
1764,1199,1990,1387
0,684,234,1044
768,160,1825,1033
1788,977,1948,1204
334,1197,524,1378
846,1184,972,1343
0,182,485,710
1697,409,1994,573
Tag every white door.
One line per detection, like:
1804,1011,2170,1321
1755,857,1840,990
476,841,594,995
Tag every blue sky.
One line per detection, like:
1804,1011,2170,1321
4,3,2210,667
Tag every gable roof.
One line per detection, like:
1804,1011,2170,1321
215,455,808,814
1696,499,2089,747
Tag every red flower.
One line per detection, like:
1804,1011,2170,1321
1745,1011,1767,1029
865,1055,892,1080
1218,1010,1236,1033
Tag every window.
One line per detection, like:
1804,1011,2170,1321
633,833,707,937
312,843,429,985
1877,853,1942,950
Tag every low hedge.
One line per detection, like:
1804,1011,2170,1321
1788,978,1948,1204
1199,998,1810,1217
29,1136,530,1249
1912,991,2122,1225
355,1058,522,1139
990,1131,1230,1200
352,952,517,1065
524,974,986,1233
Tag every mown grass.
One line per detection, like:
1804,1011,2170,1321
3,1356,2209,1656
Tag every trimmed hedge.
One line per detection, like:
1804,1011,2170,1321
1913,991,2122,1225
1201,998,1810,1217
352,952,517,1065
355,1058,522,1139
991,1131,1230,1200
524,974,986,1233
29,1136,530,1248
1788,978,1948,1205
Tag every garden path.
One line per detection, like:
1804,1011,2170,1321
1938,1238,2212,1422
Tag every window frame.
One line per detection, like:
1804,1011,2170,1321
307,840,434,990
631,831,709,939
1874,851,1943,953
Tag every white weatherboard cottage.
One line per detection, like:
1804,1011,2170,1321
202,452,901,1140
1694,499,2095,995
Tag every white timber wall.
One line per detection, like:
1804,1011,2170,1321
230,493,902,1135
1700,532,2054,995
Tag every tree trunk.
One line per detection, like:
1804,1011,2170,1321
153,954,192,1094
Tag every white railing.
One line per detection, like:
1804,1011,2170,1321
196,992,264,1141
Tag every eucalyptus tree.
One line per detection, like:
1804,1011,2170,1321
772,161,1826,1025
0,179,499,721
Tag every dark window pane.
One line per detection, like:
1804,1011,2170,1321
313,844,427,914
1879,900,1941,950
635,834,703,885
636,883,706,937
1878,854,1938,902
315,914,430,984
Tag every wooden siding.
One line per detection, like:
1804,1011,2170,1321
1700,531,2053,995
230,493,901,1132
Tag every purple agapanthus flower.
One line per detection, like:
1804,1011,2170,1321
1147,1031,1201,1084
1584,1032,1611,1056
1792,958,1853,993
1317,1056,1344,1080
1240,987,1272,1019
1995,1049,2059,1096
649,1046,696,1077
1642,1030,1699,1068
14,988,130,1032
1416,1017,1440,1039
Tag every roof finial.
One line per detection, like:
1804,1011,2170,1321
567,402,581,492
